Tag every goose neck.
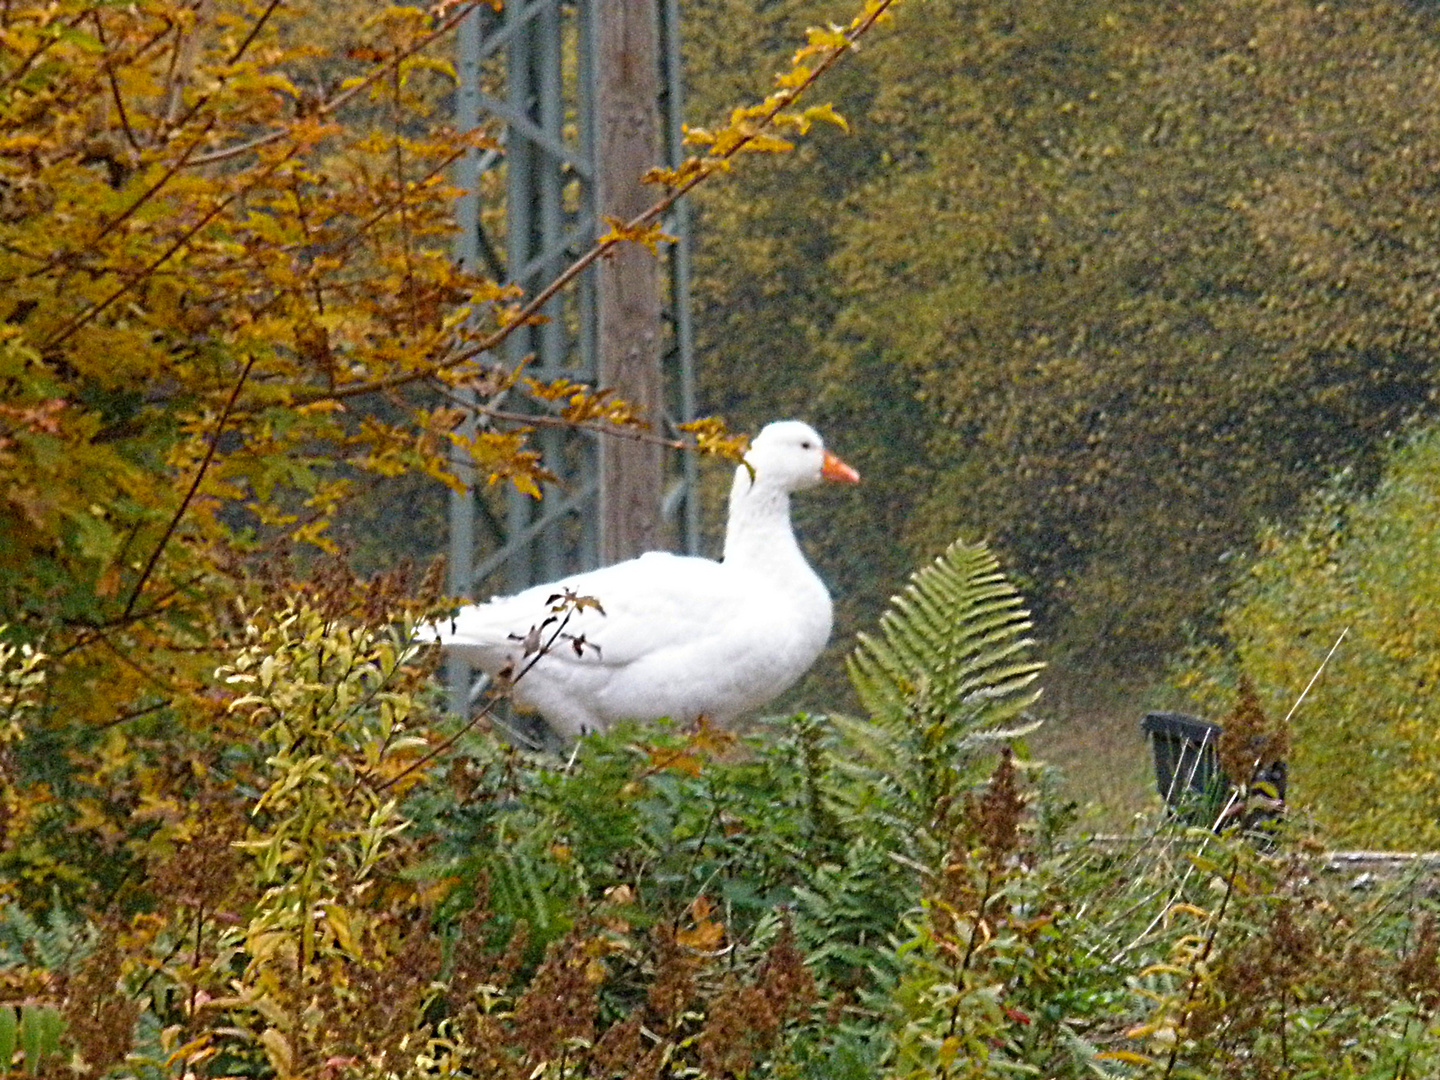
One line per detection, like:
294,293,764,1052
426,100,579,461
722,471,804,568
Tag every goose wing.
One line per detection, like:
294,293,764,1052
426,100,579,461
430,552,752,671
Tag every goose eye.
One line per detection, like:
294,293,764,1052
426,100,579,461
800,440,814,450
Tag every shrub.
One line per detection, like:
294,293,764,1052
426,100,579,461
1173,423,1440,848
4,539,1440,1078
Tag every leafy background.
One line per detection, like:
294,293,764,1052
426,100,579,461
674,0,1440,821
7,0,1440,1075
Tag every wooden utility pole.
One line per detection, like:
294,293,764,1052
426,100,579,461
597,0,666,562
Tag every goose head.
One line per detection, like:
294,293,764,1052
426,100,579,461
741,420,860,493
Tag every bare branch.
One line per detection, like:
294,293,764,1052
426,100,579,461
120,354,258,621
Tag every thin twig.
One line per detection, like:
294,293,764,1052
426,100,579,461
152,0,283,146
1206,625,1349,833
371,605,583,794
48,574,210,659
428,381,705,451
92,11,141,150
97,633,176,694
1110,631,1351,962
120,355,258,621
225,0,283,66
1283,626,1348,726
391,61,419,338
99,699,173,729
161,0,217,130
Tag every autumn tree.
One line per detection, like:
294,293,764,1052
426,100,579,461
0,0,900,897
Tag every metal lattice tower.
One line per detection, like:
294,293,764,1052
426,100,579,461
447,1,697,717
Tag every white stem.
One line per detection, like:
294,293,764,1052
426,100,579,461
1283,626,1349,726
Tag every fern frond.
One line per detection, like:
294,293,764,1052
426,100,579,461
848,538,1044,736
0,896,94,971
842,538,1045,834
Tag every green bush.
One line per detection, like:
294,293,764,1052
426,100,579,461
1173,423,1440,849
5,540,1440,1078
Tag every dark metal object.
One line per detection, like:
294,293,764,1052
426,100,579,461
1141,711,1288,833
1142,711,1227,825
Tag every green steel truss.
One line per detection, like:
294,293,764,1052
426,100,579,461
447,1,696,718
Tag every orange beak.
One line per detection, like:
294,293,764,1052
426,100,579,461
821,450,861,484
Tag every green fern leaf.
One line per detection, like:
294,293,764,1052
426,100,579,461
843,538,1045,829
848,538,1043,735
0,897,93,972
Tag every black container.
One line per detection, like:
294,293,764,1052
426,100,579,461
1141,710,1288,832
1142,711,1228,825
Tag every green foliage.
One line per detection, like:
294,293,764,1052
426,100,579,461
6,527,1440,1078
685,0,1440,683
846,538,1044,813
1174,422,1440,849
884,807,1440,1080
220,606,434,1027
1112,843,1440,1080
0,898,92,974
0,1003,65,1077
401,538,1047,1073
0,634,43,864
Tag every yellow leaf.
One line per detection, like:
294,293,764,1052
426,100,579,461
676,896,726,951
792,24,851,64
259,1029,293,1077
596,215,677,254
775,65,812,89
291,518,337,554
736,132,795,155
688,716,737,757
802,102,849,132
321,902,355,953
643,159,710,187
647,746,703,777
1164,902,1211,925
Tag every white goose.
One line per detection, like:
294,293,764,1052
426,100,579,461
423,420,859,738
